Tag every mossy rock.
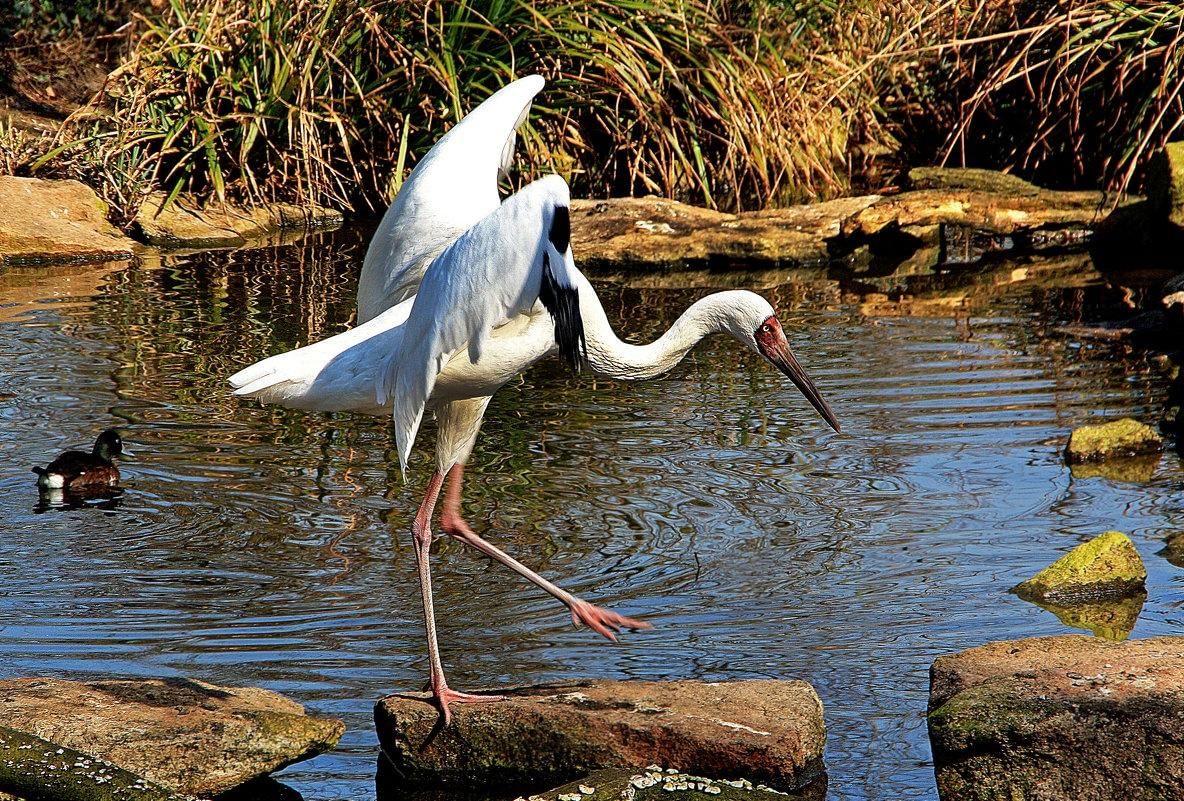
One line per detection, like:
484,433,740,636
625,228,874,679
1012,531,1146,603
907,167,1041,197
516,768,824,801
1064,418,1163,463
1148,142,1184,229
0,726,186,801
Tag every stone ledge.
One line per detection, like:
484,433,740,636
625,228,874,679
375,679,826,794
929,636,1184,801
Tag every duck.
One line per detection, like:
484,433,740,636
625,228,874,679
33,429,124,491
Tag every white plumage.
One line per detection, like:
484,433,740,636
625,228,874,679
356,74,544,323
228,74,840,726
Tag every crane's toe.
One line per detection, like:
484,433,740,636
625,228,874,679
569,599,651,642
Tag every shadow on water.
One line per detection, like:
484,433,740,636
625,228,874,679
0,226,1181,801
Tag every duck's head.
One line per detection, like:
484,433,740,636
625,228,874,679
93,429,124,460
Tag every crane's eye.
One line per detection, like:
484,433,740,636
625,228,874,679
760,324,772,334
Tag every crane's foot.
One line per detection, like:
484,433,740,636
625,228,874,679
569,598,652,642
433,686,505,727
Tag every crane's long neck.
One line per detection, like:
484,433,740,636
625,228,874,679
576,276,736,381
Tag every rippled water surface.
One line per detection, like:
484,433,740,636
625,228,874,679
1,228,1181,801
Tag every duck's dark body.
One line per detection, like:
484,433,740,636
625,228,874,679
33,429,123,491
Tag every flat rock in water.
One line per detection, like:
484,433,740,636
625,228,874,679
1064,417,1163,463
0,677,344,797
1011,530,1146,603
570,195,877,271
929,635,1184,801
135,193,342,248
375,679,826,793
0,177,137,265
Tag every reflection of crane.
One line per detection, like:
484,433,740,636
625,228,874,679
229,76,840,725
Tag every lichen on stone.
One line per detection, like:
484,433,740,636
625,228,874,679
1064,418,1163,464
1012,531,1147,604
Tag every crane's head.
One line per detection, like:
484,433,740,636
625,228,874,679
721,292,840,433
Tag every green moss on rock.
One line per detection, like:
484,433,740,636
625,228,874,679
1064,418,1163,463
0,726,185,801
1012,531,1146,603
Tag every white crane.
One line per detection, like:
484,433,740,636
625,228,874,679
229,76,840,725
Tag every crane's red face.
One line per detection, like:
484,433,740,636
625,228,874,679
754,315,841,433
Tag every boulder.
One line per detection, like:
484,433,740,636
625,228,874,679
1148,142,1184,229
512,768,825,801
0,677,344,798
1064,418,1163,463
929,635,1184,801
134,193,342,248
0,177,136,265
1011,531,1146,603
374,679,826,794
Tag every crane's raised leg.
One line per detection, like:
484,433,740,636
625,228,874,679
439,463,650,641
411,470,504,725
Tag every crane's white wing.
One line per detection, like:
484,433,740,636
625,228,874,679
377,174,586,473
356,75,545,323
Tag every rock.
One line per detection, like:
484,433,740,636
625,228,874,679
907,167,1041,197
929,635,1184,801
1011,531,1146,603
1148,142,1184,229
1064,417,1163,463
0,725,185,801
1025,592,1146,640
0,677,344,798
511,768,824,801
134,193,343,248
0,177,137,265
1159,531,1184,568
374,679,826,793
840,187,1112,246
570,195,877,271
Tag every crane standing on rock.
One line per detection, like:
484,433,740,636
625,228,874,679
229,76,840,724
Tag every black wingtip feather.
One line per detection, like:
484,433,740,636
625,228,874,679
540,253,587,372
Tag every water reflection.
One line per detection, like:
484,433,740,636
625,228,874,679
0,230,1181,801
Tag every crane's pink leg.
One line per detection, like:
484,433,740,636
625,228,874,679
440,464,650,641
411,470,503,725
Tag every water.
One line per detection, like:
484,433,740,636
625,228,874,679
1,229,1181,801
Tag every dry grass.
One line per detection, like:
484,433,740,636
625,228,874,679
9,0,886,223
883,0,1184,196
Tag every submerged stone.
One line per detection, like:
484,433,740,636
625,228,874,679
0,677,343,797
374,679,825,794
1064,417,1163,463
514,768,825,801
929,635,1184,801
1011,531,1146,603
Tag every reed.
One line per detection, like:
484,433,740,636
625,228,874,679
17,0,880,222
